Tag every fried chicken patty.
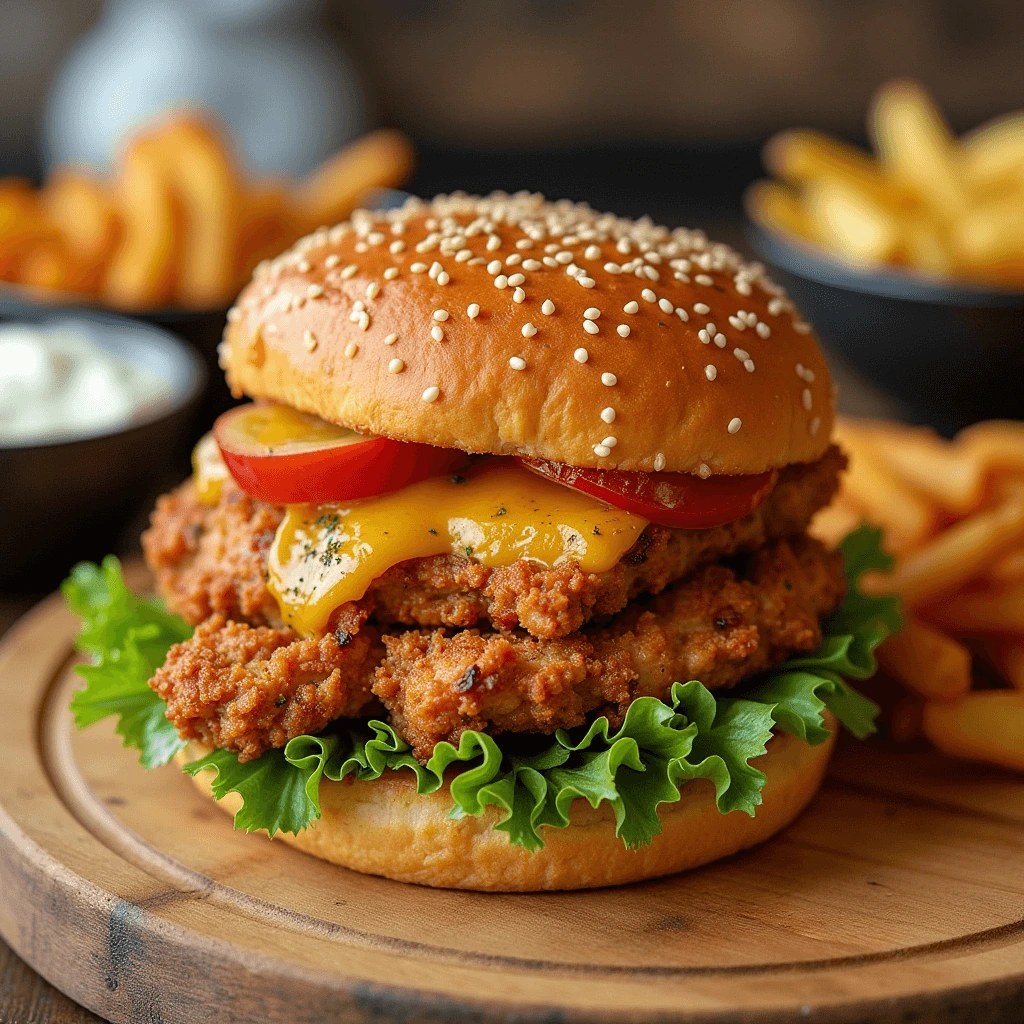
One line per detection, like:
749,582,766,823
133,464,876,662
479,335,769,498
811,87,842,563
142,447,844,640
151,535,843,763
374,536,845,759
150,615,383,762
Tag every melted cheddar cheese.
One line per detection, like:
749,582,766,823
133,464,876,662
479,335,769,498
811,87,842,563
267,459,648,636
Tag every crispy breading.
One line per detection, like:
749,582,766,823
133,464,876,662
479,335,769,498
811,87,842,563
143,447,844,638
150,613,382,762
373,537,845,759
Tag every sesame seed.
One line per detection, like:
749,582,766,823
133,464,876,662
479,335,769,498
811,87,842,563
805,368,816,382
467,303,480,319
695,274,714,286
541,299,556,315
585,244,601,259
522,259,542,271
383,267,399,280
513,287,526,303
594,444,611,458
344,342,358,358
297,259,310,272
641,288,656,302
574,348,589,363
744,360,755,372
617,324,630,338
736,281,752,296
366,282,380,299
341,264,358,279
516,238,533,250
487,235,501,251
602,435,618,448
768,298,785,316
714,335,727,349
734,348,749,360
623,301,639,314
728,315,745,331
388,358,405,374
653,453,666,472
353,299,365,312
578,277,596,288
794,321,812,334
583,320,600,335
697,463,711,479
455,249,472,262
803,388,812,410
810,416,821,436
410,262,427,273
505,254,522,266
494,275,508,289
437,271,450,285
304,330,318,352
584,307,601,320
601,372,617,386
307,284,324,299
227,307,240,322
693,302,710,315
508,273,525,286
428,262,443,279
522,322,538,337
643,266,660,281
542,256,559,268
390,240,406,254
743,311,758,326
756,322,771,338
509,356,527,370
487,260,502,274
422,386,440,403
601,407,616,423
431,325,445,342
604,262,622,274
325,254,341,268
675,307,689,322
384,333,398,345
705,364,717,380
358,313,370,331
555,250,573,264
727,417,742,434
433,309,449,321
698,330,710,345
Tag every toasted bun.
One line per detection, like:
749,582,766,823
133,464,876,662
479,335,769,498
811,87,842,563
179,714,835,891
221,193,833,475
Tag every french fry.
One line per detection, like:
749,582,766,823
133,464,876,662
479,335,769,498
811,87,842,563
876,617,972,701
763,130,889,197
922,583,1024,635
921,692,1024,772
292,128,415,228
39,169,121,293
987,548,1024,585
802,178,900,266
809,499,862,549
957,421,1024,474
102,136,179,310
744,180,815,243
871,79,969,221
960,112,1024,192
832,420,935,554
858,420,983,514
874,496,1024,607
235,178,303,281
0,179,55,280
951,195,1024,280
147,115,243,308
984,638,1024,689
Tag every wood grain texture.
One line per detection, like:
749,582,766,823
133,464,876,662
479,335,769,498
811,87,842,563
1,580,1023,1024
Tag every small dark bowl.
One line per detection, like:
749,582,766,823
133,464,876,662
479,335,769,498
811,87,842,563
0,310,205,589
748,223,1024,435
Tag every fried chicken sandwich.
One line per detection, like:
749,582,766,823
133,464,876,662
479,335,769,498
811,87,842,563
65,193,898,891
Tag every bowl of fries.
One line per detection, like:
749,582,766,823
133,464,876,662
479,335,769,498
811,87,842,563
0,114,415,421
812,417,1024,773
747,80,1024,432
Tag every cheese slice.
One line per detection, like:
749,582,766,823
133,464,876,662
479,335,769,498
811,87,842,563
267,458,648,636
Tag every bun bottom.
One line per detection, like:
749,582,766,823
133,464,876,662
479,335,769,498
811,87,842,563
179,715,836,891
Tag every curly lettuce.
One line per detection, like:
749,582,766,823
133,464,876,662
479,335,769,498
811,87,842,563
66,526,898,850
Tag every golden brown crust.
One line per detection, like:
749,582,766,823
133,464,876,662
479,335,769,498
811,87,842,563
180,713,837,890
221,193,834,475
374,536,845,759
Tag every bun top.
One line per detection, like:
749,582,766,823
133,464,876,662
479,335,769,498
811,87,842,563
221,192,833,475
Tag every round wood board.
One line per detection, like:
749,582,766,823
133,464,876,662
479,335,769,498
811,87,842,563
2,581,1024,1024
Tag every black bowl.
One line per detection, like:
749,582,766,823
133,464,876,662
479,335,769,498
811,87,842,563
0,310,205,589
748,223,1024,435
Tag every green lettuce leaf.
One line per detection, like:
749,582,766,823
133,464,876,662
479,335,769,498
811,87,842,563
66,525,899,848
63,557,191,769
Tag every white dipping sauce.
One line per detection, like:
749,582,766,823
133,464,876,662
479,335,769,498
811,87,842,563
0,322,174,445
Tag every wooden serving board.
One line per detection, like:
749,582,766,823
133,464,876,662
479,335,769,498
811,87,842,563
2,586,1024,1024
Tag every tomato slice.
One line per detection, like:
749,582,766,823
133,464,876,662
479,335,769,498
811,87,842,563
213,403,467,504
518,457,777,530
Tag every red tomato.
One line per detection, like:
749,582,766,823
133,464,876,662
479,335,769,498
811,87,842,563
213,403,467,504
518,457,777,529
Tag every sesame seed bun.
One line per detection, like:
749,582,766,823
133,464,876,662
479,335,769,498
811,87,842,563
221,193,833,475
178,715,836,891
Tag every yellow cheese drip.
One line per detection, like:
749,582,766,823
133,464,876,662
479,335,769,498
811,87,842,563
192,432,231,506
268,459,648,636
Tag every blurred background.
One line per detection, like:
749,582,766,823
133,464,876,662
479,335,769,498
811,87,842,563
4,0,1024,232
